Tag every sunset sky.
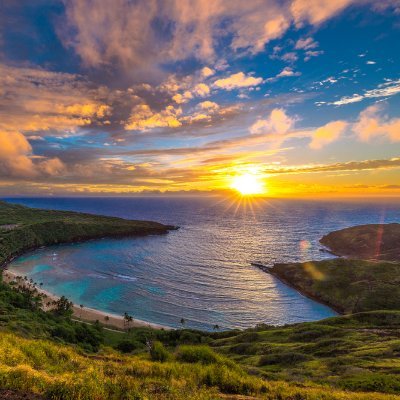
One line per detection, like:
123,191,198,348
1,0,400,197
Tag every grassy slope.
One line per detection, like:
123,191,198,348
320,223,400,261
268,258,400,313
1,318,400,400
212,311,400,395
0,200,173,266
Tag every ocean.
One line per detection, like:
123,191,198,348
5,196,400,330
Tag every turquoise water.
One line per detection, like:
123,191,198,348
6,197,400,330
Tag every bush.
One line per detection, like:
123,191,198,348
258,351,311,366
200,364,265,395
233,332,259,343
176,345,219,364
150,341,170,362
116,340,141,353
230,342,258,355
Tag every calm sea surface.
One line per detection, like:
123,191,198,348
5,197,400,330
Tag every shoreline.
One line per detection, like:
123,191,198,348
3,269,171,331
253,262,343,315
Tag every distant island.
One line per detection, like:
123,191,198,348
320,223,400,261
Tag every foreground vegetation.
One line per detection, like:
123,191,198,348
3,328,400,400
213,311,400,395
0,200,399,399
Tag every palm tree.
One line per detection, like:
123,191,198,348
79,304,84,319
123,312,133,330
180,318,186,329
127,314,133,330
213,324,220,331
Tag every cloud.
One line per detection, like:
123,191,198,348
125,104,183,131
213,72,263,90
304,50,324,61
295,37,318,50
0,130,65,179
250,109,296,135
60,0,292,70
280,52,299,62
193,83,211,97
201,67,215,77
0,63,110,137
278,67,301,78
230,11,290,53
330,79,400,106
172,92,193,104
291,0,355,26
61,0,371,75
197,101,220,111
353,104,400,142
0,131,35,177
309,121,348,149
263,157,400,175
267,67,301,82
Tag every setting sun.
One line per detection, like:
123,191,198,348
231,173,264,195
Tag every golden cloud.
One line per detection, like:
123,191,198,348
213,72,263,90
309,120,348,149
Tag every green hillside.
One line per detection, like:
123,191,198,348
320,224,400,261
0,200,173,267
268,258,400,313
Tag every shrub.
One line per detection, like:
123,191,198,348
176,345,219,364
258,351,311,366
233,332,259,343
200,364,265,395
230,342,258,355
116,340,140,353
150,341,170,362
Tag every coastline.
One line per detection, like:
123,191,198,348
253,262,343,315
3,269,171,331
268,266,343,314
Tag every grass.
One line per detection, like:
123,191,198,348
211,311,400,395
1,331,400,399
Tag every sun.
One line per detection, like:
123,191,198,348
230,173,264,195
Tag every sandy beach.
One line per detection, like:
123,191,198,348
2,269,171,331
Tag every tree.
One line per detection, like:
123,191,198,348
180,318,186,329
53,296,73,317
79,304,84,319
123,312,133,330
213,324,220,331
